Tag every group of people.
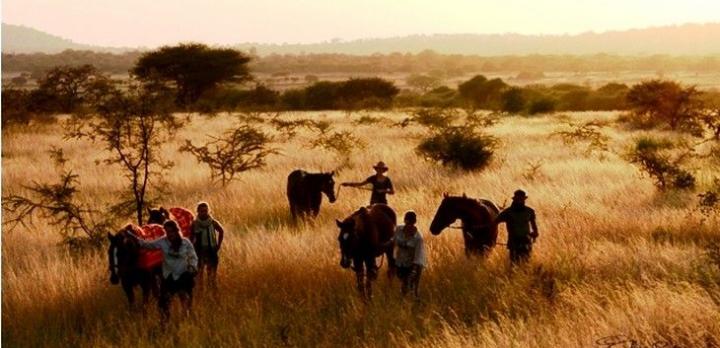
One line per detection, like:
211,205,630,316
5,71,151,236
127,202,225,320
121,160,539,318
342,161,539,299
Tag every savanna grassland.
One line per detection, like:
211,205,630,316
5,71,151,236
2,110,720,347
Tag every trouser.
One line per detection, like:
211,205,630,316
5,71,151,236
159,272,195,320
397,265,422,298
196,247,219,287
509,244,532,264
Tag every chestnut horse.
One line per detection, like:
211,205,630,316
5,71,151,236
429,194,500,256
336,204,396,300
107,224,161,308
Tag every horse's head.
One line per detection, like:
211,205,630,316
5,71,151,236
321,171,337,203
147,207,170,225
107,225,141,284
335,207,367,268
430,193,464,235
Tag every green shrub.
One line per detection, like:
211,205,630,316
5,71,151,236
416,126,497,170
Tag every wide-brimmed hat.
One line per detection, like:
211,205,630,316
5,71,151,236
512,189,528,200
373,161,389,171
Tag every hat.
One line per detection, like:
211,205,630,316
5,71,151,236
373,161,389,171
512,189,528,200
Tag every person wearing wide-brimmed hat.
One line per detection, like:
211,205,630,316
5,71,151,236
494,189,538,264
341,161,395,205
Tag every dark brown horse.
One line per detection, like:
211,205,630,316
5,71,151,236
429,194,500,256
107,224,161,308
336,204,396,300
287,170,337,220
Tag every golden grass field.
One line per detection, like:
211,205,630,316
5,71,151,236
2,110,720,347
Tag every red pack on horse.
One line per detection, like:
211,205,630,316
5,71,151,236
147,207,195,238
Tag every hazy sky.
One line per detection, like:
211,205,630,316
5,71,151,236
3,0,720,47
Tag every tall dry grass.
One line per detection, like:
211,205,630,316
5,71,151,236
2,111,719,347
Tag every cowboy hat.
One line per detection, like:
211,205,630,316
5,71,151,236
512,189,528,200
373,161,389,171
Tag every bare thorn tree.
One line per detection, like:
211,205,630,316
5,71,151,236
1,147,112,250
65,81,180,225
180,124,278,186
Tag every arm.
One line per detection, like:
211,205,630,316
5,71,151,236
383,178,395,195
213,220,225,249
530,211,539,240
413,237,426,268
493,210,507,228
189,221,196,244
127,232,164,250
341,178,371,187
186,241,199,272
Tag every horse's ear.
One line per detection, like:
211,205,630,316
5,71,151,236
443,192,449,198
330,170,335,176
336,219,343,228
462,192,467,198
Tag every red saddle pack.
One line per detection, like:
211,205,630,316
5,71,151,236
168,207,194,238
134,224,166,270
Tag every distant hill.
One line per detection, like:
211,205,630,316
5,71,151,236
1,23,131,54
3,22,720,55
236,23,720,56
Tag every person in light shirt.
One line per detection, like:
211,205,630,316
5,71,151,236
130,220,198,320
392,211,427,299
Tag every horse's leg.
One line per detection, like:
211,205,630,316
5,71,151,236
121,278,135,309
353,258,366,299
365,256,378,301
289,202,298,221
386,249,396,280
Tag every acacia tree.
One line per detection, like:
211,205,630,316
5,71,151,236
626,80,704,133
132,43,252,106
66,81,179,225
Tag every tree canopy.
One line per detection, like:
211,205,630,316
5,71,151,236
132,43,251,106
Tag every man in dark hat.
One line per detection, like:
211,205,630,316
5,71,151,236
494,189,538,264
341,161,395,205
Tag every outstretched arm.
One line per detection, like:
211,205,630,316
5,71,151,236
341,178,370,187
127,232,163,249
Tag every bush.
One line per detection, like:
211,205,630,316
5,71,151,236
625,80,704,133
501,87,526,113
458,75,508,110
528,97,557,115
416,126,497,170
627,137,695,190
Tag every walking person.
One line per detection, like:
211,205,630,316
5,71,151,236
495,189,539,264
341,161,395,205
392,211,426,298
189,201,225,288
130,220,198,321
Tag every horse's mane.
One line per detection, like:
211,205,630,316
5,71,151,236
445,195,499,216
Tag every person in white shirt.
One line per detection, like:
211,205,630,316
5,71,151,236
392,211,427,298
130,220,198,320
